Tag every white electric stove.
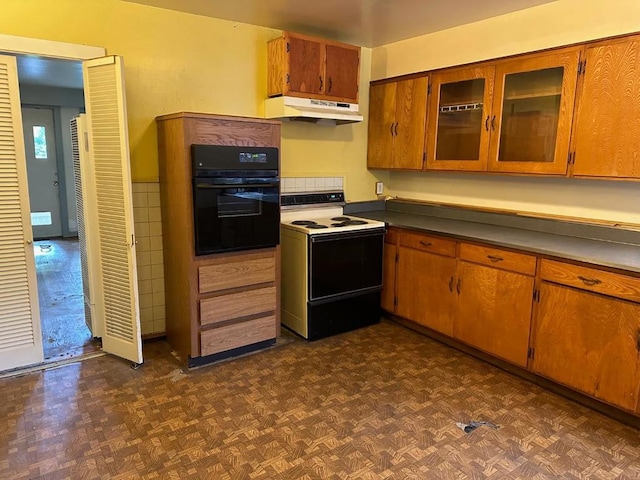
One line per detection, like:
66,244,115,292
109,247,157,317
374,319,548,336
280,191,386,340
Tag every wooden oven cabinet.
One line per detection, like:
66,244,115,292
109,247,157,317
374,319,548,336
156,112,281,367
267,32,361,103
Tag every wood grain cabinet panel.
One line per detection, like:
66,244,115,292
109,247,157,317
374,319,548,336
454,259,534,367
396,245,456,337
200,287,277,327
267,32,360,103
459,243,537,276
572,35,640,179
367,76,428,170
381,229,398,313
199,252,276,294
201,316,277,357
532,282,640,412
399,231,456,257
541,259,640,303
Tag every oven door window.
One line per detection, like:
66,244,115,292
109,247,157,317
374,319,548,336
193,183,280,255
309,231,384,301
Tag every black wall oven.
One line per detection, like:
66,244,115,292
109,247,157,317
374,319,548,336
192,145,280,255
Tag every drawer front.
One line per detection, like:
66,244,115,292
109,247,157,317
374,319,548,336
199,252,275,294
200,315,276,356
541,259,640,303
399,231,456,257
200,286,277,327
459,243,536,276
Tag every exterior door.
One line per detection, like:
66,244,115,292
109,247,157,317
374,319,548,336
83,56,142,365
22,106,62,239
0,55,44,370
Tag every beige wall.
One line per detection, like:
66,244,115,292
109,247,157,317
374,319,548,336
371,0,640,223
1,0,378,201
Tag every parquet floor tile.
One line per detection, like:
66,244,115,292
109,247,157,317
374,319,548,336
1,320,639,479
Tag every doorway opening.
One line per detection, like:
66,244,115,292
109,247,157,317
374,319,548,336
14,55,101,362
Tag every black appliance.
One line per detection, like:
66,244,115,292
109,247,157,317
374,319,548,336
191,144,280,255
307,229,385,340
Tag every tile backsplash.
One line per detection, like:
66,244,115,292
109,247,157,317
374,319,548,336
132,182,165,336
281,176,344,193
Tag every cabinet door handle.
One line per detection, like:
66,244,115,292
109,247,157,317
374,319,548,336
456,278,461,294
419,241,432,247
328,77,332,92
578,275,602,286
319,76,323,91
448,276,454,292
490,115,496,131
390,123,394,136
487,255,503,263
485,116,490,131
394,123,398,136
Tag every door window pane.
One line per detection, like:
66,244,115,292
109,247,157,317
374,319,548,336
32,126,48,159
498,67,563,162
31,211,52,226
436,78,485,161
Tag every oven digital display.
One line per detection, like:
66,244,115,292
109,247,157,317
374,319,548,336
239,152,267,163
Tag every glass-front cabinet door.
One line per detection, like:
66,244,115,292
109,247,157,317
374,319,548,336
426,66,494,171
487,47,581,174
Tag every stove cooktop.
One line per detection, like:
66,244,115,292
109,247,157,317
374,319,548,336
282,214,385,235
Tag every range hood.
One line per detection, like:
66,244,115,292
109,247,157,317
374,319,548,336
264,96,363,125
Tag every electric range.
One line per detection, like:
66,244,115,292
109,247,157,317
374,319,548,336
280,191,386,340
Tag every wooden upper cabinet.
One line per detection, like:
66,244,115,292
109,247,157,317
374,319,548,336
487,47,581,174
426,66,495,172
367,76,428,170
267,32,360,103
572,35,640,179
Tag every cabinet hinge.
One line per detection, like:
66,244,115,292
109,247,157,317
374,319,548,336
582,59,586,75
286,42,290,53
528,347,535,360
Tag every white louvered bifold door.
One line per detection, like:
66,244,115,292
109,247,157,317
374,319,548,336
83,56,141,365
71,114,103,338
0,55,43,370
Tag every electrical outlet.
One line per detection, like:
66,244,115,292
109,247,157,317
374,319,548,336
375,182,384,195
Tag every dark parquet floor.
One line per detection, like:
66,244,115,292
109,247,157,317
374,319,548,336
34,239,100,361
2,320,640,479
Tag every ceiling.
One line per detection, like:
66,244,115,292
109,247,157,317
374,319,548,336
14,55,83,89
125,0,557,47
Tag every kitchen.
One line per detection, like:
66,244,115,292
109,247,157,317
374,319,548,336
2,0,640,478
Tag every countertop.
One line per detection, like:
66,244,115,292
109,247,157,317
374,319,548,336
345,201,640,275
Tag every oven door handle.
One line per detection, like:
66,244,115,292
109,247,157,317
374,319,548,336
195,182,280,189
309,228,386,243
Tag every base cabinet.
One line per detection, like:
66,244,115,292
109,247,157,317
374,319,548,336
396,235,456,337
381,228,398,313
454,260,534,367
532,260,640,412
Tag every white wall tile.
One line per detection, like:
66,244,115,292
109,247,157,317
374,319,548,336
132,192,148,208
148,191,161,208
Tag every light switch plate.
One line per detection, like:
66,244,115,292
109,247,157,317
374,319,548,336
375,182,384,195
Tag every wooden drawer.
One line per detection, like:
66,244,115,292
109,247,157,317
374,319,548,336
200,286,276,327
200,315,276,356
459,243,536,276
540,259,640,303
199,251,275,294
385,227,398,245
399,231,456,257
